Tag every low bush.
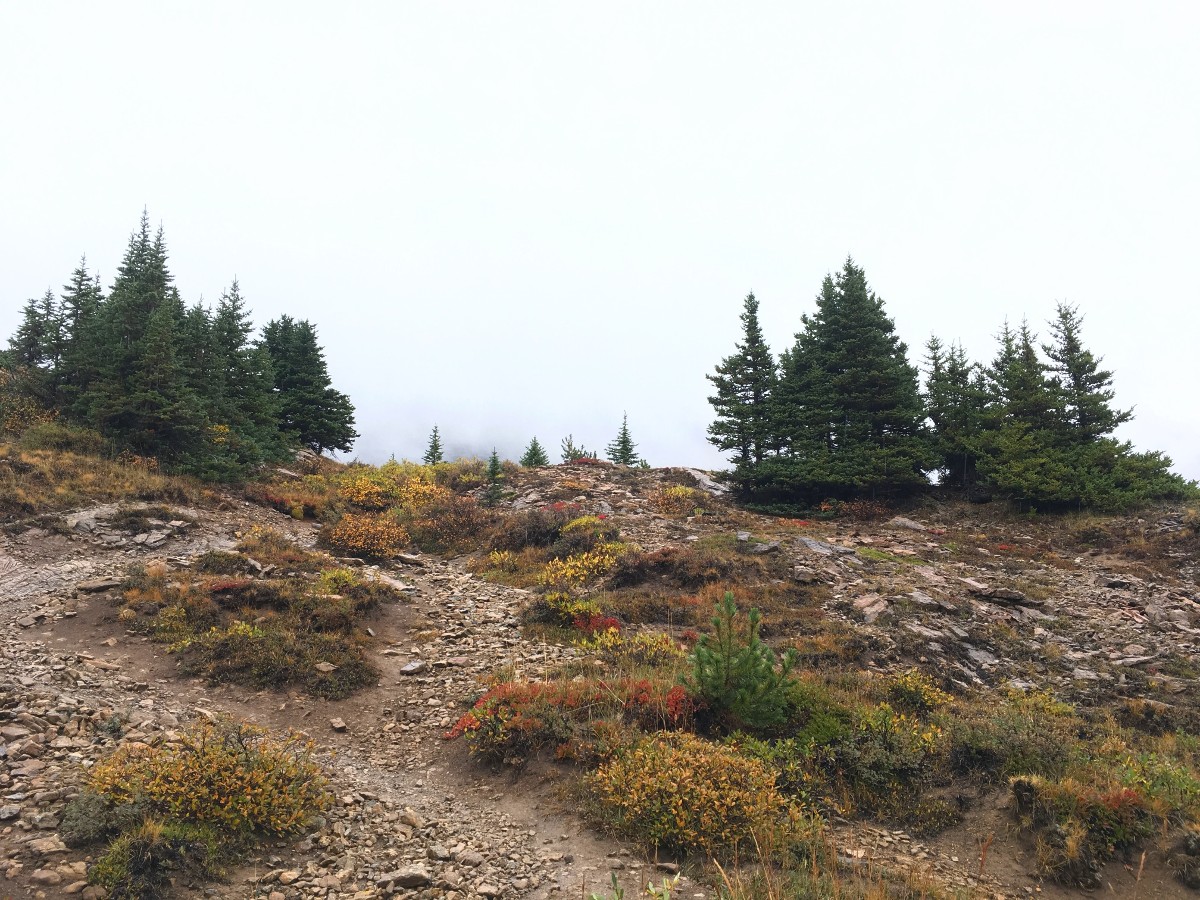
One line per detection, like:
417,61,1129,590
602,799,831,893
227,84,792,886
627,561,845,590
322,512,408,558
650,485,710,517
17,421,107,455
71,717,330,898
586,732,787,856
489,503,584,551
406,493,491,553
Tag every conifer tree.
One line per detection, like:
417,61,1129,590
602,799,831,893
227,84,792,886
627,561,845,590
519,436,549,467
1043,303,1131,443
484,448,504,506
423,425,444,465
923,336,986,487
262,315,357,454
707,292,777,473
605,412,642,465
58,258,104,412
762,259,931,500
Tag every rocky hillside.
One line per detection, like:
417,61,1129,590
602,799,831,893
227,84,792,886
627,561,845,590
1,455,1198,899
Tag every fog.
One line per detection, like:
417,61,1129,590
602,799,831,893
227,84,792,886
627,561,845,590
1,3,1196,478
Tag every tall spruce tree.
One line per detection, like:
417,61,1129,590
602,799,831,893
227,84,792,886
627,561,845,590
605,412,642,465
262,315,357,454
1043,303,1131,443
923,336,986,487
519,436,549,467
423,425,444,465
58,258,104,412
763,259,931,500
707,292,777,475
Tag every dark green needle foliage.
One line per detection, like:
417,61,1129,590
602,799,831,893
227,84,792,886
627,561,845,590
423,425,445,465
519,436,549,467
686,592,798,733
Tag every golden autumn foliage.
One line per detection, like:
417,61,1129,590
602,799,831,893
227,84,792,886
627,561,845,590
89,718,330,836
323,512,408,558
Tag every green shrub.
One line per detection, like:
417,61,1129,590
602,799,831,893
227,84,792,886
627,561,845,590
17,421,107,455
88,819,222,900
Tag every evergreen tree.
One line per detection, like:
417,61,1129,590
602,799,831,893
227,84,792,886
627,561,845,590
484,448,504,506
1043,303,1132,443
706,292,777,473
519,436,549,467
605,412,642,465
58,258,104,411
762,259,931,500
923,336,986,487
81,213,206,458
262,315,357,454
423,425,444,465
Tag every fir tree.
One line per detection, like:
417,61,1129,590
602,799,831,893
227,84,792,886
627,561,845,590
519,436,549,467
58,258,104,412
763,259,932,500
605,412,642,465
1043,303,1132,443
484,448,504,506
423,425,444,465
923,336,986,487
262,315,357,454
707,292,777,473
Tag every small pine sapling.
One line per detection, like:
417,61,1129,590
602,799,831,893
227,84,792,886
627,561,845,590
484,448,504,506
560,434,596,463
685,591,797,732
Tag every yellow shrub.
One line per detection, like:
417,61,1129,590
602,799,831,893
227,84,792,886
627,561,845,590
89,718,330,836
651,485,707,517
538,542,627,590
588,733,785,854
324,513,408,558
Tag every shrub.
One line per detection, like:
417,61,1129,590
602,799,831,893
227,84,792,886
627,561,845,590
586,733,786,855
17,421,107,455
237,527,329,571
323,512,408,558
489,503,582,551
538,544,627,591
89,718,330,836
686,592,798,733
550,515,620,558
88,819,223,900
406,493,491,553
650,485,708,517
886,669,953,714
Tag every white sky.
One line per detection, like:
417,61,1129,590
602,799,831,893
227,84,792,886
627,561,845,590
1,3,1196,480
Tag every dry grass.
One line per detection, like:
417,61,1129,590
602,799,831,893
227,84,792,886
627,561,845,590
0,443,211,520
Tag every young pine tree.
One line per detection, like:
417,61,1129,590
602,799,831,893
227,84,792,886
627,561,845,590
685,592,797,733
484,448,504,506
605,412,642,466
560,434,594,463
423,425,445,465
707,292,777,477
519,436,549,467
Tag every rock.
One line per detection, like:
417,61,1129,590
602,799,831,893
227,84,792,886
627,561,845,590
330,718,348,732
314,661,338,674
798,536,854,556
278,871,301,885
77,577,123,593
747,540,781,554
476,883,501,897
459,850,485,867
966,647,999,666
382,867,432,888
681,468,731,495
792,566,820,583
0,805,20,820
736,531,751,542
886,516,926,531
31,869,63,885
400,660,429,675
399,806,425,827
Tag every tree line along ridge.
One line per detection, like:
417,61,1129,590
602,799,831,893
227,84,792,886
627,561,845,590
707,257,1195,511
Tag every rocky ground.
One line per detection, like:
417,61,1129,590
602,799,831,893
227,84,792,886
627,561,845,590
1,464,1197,899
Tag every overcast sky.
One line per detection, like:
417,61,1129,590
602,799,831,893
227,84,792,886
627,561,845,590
2,3,1197,479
